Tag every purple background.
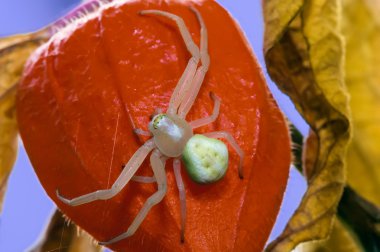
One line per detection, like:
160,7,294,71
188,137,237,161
0,1,308,251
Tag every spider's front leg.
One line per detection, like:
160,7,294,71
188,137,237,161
140,9,200,115
99,149,168,245
178,7,210,118
139,8,209,115
56,139,155,206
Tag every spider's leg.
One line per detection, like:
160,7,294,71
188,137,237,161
178,67,208,118
203,131,245,179
56,140,155,206
99,149,168,245
131,175,156,183
190,92,220,129
131,147,168,183
173,158,186,243
139,10,200,59
178,7,210,118
133,128,152,137
167,57,198,115
191,6,210,71
139,9,200,115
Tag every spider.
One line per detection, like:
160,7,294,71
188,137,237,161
56,7,244,245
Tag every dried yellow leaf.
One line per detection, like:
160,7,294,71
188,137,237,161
263,0,351,251
0,29,49,212
299,219,363,252
0,90,17,213
303,0,380,250
31,210,103,252
343,0,380,207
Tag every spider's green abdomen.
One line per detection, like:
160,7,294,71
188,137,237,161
182,134,229,184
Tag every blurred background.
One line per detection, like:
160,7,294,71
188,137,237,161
0,0,308,251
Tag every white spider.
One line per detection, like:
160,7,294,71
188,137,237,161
56,7,244,245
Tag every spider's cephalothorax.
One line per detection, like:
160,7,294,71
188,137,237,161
149,113,193,157
57,7,244,246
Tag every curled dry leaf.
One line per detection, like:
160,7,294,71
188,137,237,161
263,0,351,251
343,0,380,207
290,129,364,251
0,90,17,213
305,186,380,251
299,219,363,252
299,0,380,250
31,209,102,252
0,29,49,92
0,29,49,212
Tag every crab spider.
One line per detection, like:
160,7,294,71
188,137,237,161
56,7,244,245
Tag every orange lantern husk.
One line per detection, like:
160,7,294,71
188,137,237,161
17,0,291,251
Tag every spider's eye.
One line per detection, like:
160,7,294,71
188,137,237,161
152,114,166,129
